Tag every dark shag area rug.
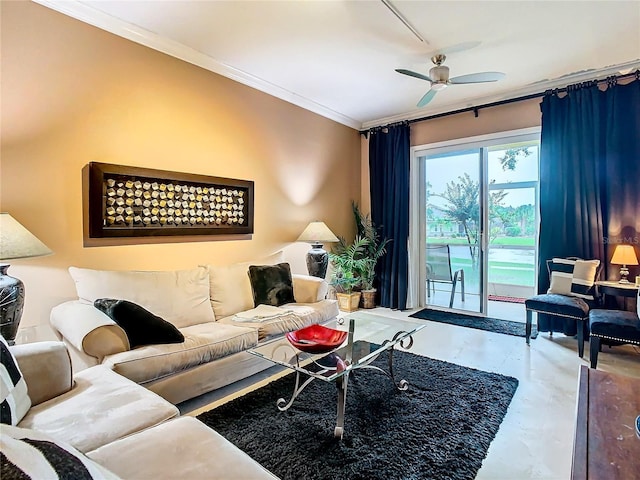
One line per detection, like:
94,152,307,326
197,346,519,480
410,308,538,339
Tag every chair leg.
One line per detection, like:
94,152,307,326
449,271,459,309
577,320,585,358
427,279,431,299
460,269,465,301
525,310,532,346
590,336,601,368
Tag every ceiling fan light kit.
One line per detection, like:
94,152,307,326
396,53,506,107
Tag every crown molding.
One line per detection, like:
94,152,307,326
30,1,640,132
33,0,362,130
361,59,640,129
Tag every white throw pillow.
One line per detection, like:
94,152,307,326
204,251,284,319
570,259,600,300
68,267,215,328
547,258,575,295
547,258,600,301
1,336,31,425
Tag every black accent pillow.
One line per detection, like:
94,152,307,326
93,299,184,349
248,263,296,307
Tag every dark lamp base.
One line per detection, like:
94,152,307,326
0,265,25,344
306,243,329,279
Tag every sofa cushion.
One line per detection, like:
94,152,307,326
18,365,178,453
220,299,339,340
94,299,184,348
205,251,284,319
1,424,120,480
86,417,277,479
9,341,73,408
69,266,215,328
292,274,328,303
102,323,258,385
1,335,31,425
248,263,295,307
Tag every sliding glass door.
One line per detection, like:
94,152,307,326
423,149,484,313
410,128,540,317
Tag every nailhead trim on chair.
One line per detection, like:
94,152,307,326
525,308,587,321
590,333,640,345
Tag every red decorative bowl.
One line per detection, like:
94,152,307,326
286,324,348,354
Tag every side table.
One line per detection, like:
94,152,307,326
595,280,639,312
571,365,640,479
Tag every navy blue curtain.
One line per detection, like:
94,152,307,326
538,76,640,295
369,123,410,310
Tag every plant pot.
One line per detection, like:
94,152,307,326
336,292,361,312
361,289,376,309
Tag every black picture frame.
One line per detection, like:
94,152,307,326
84,162,254,238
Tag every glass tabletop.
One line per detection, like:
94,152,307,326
247,311,426,383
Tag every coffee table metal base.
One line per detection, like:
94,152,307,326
276,331,415,439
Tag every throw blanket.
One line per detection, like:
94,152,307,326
233,304,294,322
231,305,303,340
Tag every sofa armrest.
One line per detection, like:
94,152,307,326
292,274,328,303
10,341,73,406
50,301,129,362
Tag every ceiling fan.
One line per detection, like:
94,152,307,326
396,54,505,107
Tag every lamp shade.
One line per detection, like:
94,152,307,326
610,245,639,266
297,222,339,244
1,213,52,261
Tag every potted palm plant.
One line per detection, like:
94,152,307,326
352,203,391,309
329,236,369,312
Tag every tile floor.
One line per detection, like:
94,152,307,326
427,288,526,321
182,307,640,480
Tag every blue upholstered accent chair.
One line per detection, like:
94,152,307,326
525,258,601,358
589,288,640,368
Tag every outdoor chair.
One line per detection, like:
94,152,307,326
525,257,601,358
426,244,465,309
588,288,640,368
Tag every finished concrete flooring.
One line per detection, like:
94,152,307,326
183,306,640,480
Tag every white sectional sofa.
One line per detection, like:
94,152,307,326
49,254,338,404
2,339,277,479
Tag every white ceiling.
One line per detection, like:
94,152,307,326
37,0,640,130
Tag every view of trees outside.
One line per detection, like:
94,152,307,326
425,143,538,291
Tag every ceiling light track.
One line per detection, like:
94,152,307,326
380,0,428,45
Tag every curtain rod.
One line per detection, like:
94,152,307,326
360,69,639,135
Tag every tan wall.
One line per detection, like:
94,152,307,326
0,2,361,338
360,98,542,208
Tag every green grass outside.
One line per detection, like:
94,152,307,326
426,237,536,289
427,236,535,246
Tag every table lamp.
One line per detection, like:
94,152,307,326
0,213,52,344
297,221,339,278
610,244,639,284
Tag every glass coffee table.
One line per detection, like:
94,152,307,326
248,311,426,439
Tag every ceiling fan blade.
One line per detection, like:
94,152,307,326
417,89,437,107
449,72,505,84
396,69,433,83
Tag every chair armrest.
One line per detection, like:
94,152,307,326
292,274,328,303
10,341,73,406
50,301,130,362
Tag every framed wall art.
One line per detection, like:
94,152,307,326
84,162,254,238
